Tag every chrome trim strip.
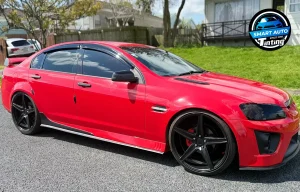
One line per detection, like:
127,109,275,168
152,106,167,113
41,124,164,154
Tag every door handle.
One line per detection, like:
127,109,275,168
31,74,41,79
78,82,91,88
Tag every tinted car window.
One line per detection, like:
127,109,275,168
43,49,79,73
31,54,45,69
121,47,204,76
11,40,30,47
82,50,131,78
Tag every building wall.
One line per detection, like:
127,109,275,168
205,0,273,23
134,15,163,28
285,0,300,45
204,0,300,45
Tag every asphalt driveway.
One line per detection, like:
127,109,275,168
1,96,300,192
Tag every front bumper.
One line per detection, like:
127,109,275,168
228,115,300,169
240,133,300,170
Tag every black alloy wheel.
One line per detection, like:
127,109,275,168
169,110,237,176
11,92,42,135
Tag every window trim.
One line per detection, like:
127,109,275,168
30,53,46,69
41,48,80,74
80,45,145,84
290,0,300,12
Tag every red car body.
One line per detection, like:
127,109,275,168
1,41,299,170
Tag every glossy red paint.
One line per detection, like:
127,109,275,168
1,41,299,168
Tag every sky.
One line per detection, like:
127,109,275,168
152,0,205,24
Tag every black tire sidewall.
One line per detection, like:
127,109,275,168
168,109,237,176
11,92,42,135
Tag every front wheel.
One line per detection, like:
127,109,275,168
11,92,42,135
168,110,237,176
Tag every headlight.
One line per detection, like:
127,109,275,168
240,103,286,121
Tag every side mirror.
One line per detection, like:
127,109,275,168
112,70,138,83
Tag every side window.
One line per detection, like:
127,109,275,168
31,53,45,69
43,49,79,73
82,49,131,78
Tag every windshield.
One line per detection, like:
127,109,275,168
121,47,204,76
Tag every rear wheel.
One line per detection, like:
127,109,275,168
11,92,42,135
169,110,237,176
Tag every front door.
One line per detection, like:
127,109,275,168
74,47,146,137
28,45,80,125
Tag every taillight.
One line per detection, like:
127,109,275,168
30,46,34,49
11,48,19,52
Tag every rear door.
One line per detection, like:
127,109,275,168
28,44,81,125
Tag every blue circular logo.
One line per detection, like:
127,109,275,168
249,9,291,51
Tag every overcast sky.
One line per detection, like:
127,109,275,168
152,0,205,24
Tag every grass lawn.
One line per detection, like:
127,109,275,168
167,46,300,89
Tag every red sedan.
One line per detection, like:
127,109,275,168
1,41,299,176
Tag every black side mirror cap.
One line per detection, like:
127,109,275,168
112,70,138,83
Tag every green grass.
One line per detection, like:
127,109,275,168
293,96,300,107
167,46,300,88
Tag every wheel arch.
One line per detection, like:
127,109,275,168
9,82,35,112
165,107,239,159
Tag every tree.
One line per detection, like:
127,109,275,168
135,0,155,14
106,0,136,27
163,0,185,47
0,0,101,48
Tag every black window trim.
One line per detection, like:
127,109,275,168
41,47,80,74
29,43,146,84
79,44,145,84
30,43,81,74
30,52,46,69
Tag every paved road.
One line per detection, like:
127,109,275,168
1,97,300,192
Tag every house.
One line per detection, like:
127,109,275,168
203,0,300,46
67,1,163,31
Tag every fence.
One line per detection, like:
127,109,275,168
50,26,200,47
53,26,153,45
0,39,7,66
202,20,250,40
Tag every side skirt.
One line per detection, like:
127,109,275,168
40,113,165,154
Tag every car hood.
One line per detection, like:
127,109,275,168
173,72,290,107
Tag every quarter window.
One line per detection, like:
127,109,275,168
43,49,79,73
82,50,131,78
31,53,45,69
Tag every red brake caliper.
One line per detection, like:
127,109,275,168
186,128,195,147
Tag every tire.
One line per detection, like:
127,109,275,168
11,92,42,135
168,109,237,176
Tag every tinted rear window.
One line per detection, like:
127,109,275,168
11,40,30,47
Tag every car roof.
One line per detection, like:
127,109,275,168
46,41,153,50
6,38,27,42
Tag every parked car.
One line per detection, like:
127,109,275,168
27,39,41,51
256,17,283,30
1,41,299,176
6,38,36,57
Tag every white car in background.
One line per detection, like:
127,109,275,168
6,38,36,57
27,39,41,51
